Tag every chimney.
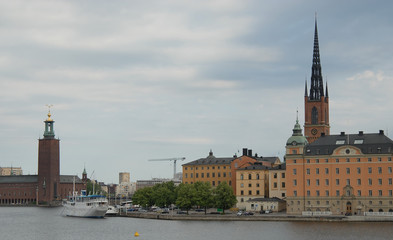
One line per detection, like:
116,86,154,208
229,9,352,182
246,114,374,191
379,130,384,135
255,153,258,158
359,131,364,136
242,148,248,156
340,132,345,136
248,149,252,156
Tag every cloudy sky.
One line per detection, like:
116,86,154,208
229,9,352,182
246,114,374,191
0,0,392,183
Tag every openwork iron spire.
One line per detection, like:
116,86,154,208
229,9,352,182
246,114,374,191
309,17,324,100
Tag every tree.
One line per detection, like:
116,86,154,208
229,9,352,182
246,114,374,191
132,187,154,209
152,182,176,207
193,181,214,214
175,183,197,214
86,180,105,196
213,181,237,214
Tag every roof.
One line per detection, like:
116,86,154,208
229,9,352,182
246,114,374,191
183,155,235,166
305,131,393,156
238,164,270,171
0,175,38,184
270,163,286,170
60,175,83,184
247,197,286,203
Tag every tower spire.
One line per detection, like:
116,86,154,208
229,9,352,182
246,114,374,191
309,15,324,100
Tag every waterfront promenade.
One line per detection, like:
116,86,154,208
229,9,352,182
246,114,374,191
116,210,393,222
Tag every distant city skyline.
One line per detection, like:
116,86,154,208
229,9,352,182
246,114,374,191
0,1,392,183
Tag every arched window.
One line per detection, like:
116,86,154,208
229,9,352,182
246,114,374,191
240,174,243,180
312,107,318,124
248,174,252,180
379,209,383,212
369,209,374,212
256,174,260,180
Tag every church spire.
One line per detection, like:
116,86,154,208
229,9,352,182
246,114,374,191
309,16,324,100
43,105,55,139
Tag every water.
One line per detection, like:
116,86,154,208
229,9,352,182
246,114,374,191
1,207,393,240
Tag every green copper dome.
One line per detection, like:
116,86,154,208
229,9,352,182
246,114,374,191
286,118,308,146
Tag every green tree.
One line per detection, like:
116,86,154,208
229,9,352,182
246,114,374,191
193,181,214,214
175,183,196,214
132,187,154,209
213,181,237,214
86,180,105,196
152,181,176,207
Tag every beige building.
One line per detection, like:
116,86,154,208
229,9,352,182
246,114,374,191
0,167,23,176
119,172,130,183
236,163,269,210
269,164,286,199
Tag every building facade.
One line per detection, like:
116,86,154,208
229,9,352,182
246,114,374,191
286,131,393,215
269,163,287,199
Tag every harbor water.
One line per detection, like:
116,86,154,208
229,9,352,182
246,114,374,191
1,207,393,240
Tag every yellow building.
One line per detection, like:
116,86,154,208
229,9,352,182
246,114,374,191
236,163,269,210
269,164,286,199
182,150,234,187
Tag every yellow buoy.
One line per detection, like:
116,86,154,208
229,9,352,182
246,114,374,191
134,232,140,237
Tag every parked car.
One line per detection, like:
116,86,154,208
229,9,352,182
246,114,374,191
237,211,243,216
243,211,254,216
177,210,187,214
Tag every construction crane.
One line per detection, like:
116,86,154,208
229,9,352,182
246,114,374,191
148,157,186,179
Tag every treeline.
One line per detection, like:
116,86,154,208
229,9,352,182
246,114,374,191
132,181,237,214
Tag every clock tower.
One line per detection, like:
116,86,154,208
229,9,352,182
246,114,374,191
304,18,330,143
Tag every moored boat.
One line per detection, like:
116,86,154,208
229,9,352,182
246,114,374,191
106,205,119,216
63,190,108,218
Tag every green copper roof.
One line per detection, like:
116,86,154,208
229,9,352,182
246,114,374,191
286,118,308,146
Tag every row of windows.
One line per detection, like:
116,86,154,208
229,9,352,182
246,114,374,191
293,189,393,197
240,173,263,180
290,200,393,206
240,190,261,195
184,180,232,186
273,173,286,178
293,166,393,175
0,192,34,197
240,183,261,188
292,157,392,164
273,182,286,188
184,166,230,170
297,178,393,187
184,172,231,178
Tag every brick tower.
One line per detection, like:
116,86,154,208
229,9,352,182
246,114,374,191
304,18,330,143
37,110,60,205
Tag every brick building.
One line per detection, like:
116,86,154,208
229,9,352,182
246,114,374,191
0,112,85,205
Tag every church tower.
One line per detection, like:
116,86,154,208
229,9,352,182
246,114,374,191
304,18,330,143
37,109,60,205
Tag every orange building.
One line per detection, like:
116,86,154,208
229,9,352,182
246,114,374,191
286,130,393,215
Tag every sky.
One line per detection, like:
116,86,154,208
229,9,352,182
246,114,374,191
0,0,393,184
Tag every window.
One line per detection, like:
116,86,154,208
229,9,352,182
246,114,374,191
357,158,361,162
311,107,318,124
369,190,373,196
212,173,215,177
273,182,277,188
307,159,310,163
248,174,252,179
191,173,193,178
378,167,382,174
368,167,372,174
248,190,252,195
378,157,382,162
256,174,260,179
358,190,361,196
307,179,310,186
336,140,345,145
293,180,297,186
282,173,285,178
325,179,329,186
336,179,340,185
256,190,260,195
241,190,244,195
357,179,361,185
389,157,392,162
292,150,297,154
336,158,339,163
316,168,320,174
369,179,372,185
274,173,277,179
316,190,320,196
354,139,364,144
336,190,340,196
325,159,329,163
282,182,286,188
316,159,320,163
325,190,329,196
293,159,297,163
389,178,392,185
390,190,393,196
201,173,204,178
248,183,252,187
336,168,339,174
223,172,226,177
294,191,297,197
368,158,372,162
293,169,297,175
307,190,310,196
240,174,244,180
346,158,350,163
346,179,350,185
325,168,329,174
346,168,350,174
316,179,320,186
207,173,210,178
357,168,361,174
379,179,382,185
240,183,244,188
379,190,383,196
217,172,221,177
306,169,310,175
185,173,188,178
389,167,392,174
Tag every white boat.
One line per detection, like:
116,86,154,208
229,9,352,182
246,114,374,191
106,205,119,215
63,190,108,218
